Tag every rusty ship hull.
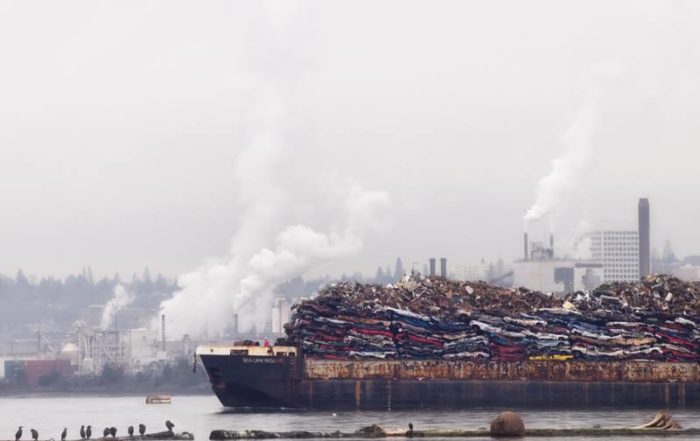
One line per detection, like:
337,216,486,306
198,348,700,410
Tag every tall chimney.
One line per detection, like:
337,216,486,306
523,233,529,261
429,258,436,276
161,314,166,352
550,234,554,249
638,198,651,278
440,258,447,278
233,313,239,336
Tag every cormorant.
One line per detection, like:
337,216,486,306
165,421,174,433
127,427,134,438
80,426,86,440
30,429,38,441
138,425,146,437
109,428,117,438
103,428,110,438
61,428,68,441
86,426,92,440
15,426,23,441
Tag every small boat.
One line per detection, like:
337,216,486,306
146,393,172,404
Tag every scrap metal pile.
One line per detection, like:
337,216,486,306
284,274,700,362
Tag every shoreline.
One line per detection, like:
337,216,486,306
0,384,212,398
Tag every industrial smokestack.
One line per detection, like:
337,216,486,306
429,258,436,276
233,313,239,336
523,233,529,261
161,314,166,352
550,234,554,249
638,198,650,278
440,258,447,278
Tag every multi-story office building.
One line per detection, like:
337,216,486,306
589,228,640,282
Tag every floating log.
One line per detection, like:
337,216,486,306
146,394,172,404
142,431,193,440
209,428,699,440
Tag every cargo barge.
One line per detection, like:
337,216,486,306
197,345,700,410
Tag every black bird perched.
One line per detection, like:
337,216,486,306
165,421,174,433
86,426,92,440
80,426,86,440
61,428,67,441
127,426,134,438
109,428,117,438
15,426,23,441
138,425,146,437
30,429,38,441
103,428,110,438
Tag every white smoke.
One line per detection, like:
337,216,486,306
160,179,389,338
157,3,390,338
524,96,598,225
101,284,134,330
524,62,624,229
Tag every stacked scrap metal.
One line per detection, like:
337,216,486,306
284,274,700,362
568,274,700,315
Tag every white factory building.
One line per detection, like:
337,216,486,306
452,260,489,281
512,253,603,296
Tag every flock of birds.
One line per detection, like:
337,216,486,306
13,421,176,441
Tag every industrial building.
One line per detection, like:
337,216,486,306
452,260,488,281
271,297,291,335
513,236,603,295
513,198,651,294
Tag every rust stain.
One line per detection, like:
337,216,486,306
304,359,700,384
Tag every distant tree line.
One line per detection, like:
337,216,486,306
0,267,177,336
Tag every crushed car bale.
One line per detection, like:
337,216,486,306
284,274,700,362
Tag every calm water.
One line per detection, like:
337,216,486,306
0,394,697,441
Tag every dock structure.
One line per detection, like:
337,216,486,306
2,433,194,441
209,427,698,439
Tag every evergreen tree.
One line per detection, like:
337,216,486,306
15,269,29,288
375,267,385,283
662,240,677,263
393,258,405,281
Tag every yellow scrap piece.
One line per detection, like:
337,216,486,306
529,354,573,361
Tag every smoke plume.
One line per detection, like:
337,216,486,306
101,284,134,330
524,63,623,229
157,3,390,338
159,178,389,338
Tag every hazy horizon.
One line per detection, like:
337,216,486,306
2,1,699,297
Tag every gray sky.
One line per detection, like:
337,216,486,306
1,1,699,280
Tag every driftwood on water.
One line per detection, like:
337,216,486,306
209,428,700,439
